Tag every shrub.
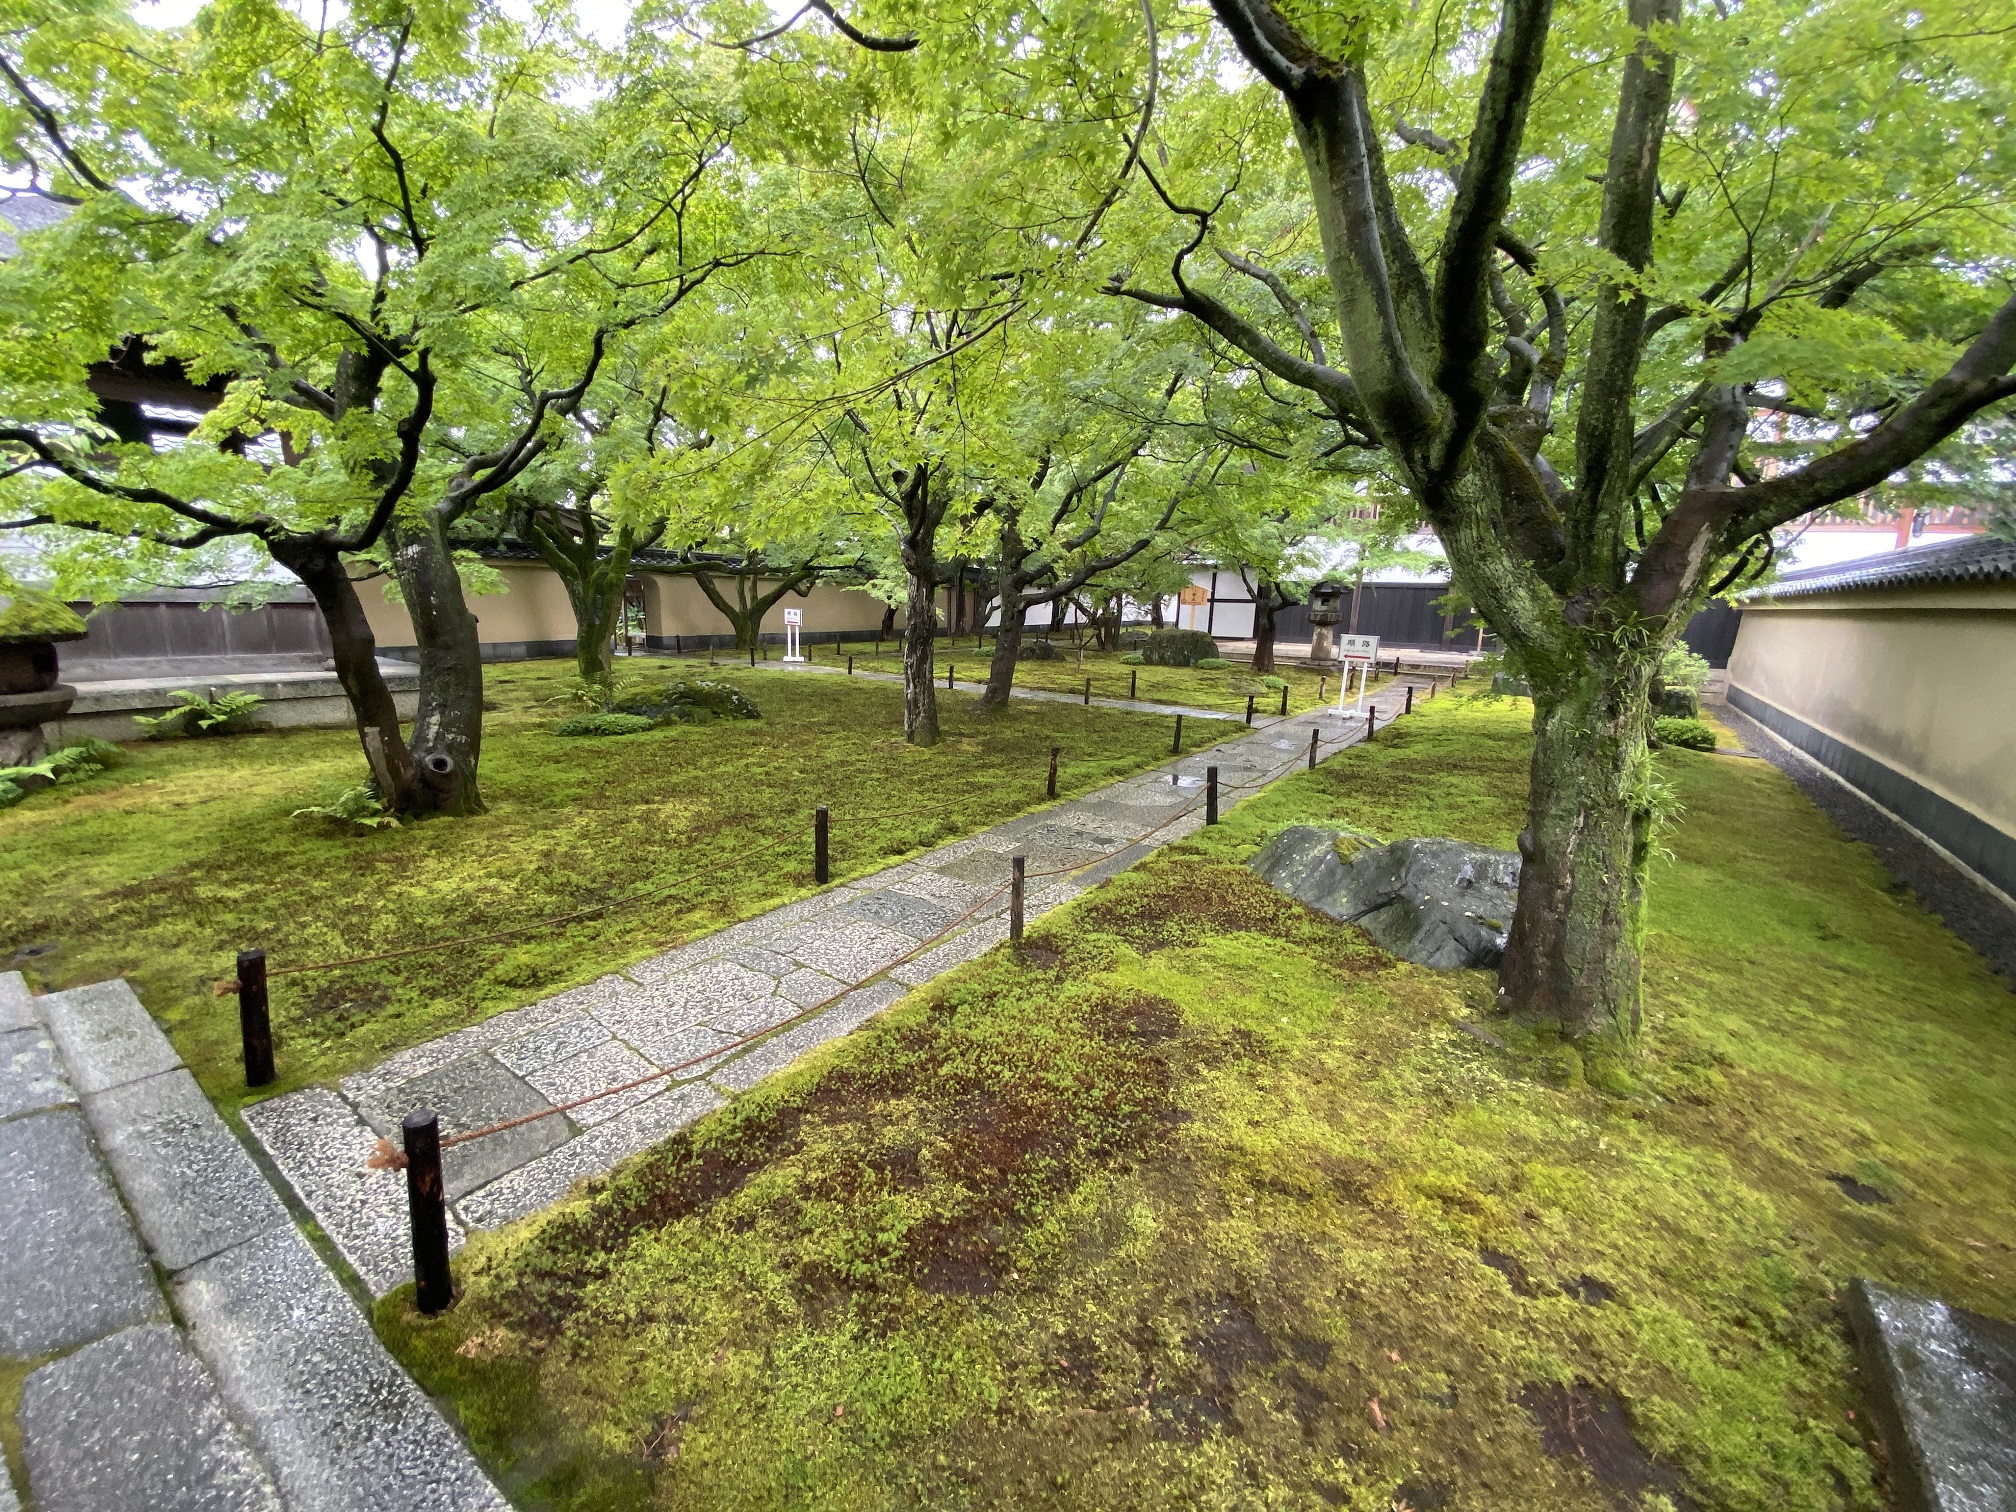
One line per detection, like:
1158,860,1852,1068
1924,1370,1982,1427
1141,628,1218,667
1654,716,1717,752
0,589,88,641
133,688,265,738
611,679,761,725
292,783,400,830
1661,641,1713,693
0,738,123,808
1258,675,1288,691
1657,685,1702,717
1017,638,1062,661
1119,651,1145,665
1195,656,1232,670
555,712,657,737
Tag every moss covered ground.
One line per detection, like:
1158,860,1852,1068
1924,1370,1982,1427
0,658,1229,1110
815,642,1386,716
378,694,2015,1512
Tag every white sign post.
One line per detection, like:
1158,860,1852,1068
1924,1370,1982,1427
782,606,805,663
1332,633,1381,713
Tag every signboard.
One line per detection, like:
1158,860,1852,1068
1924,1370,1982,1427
1177,584,1209,606
783,608,802,625
781,606,804,662
1333,634,1381,713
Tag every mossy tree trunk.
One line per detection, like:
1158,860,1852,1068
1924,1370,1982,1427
895,463,949,745
274,541,418,812
982,521,1030,709
1497,642,1659,1036
389,516,486,816
689,565,819,655
522,501,663,685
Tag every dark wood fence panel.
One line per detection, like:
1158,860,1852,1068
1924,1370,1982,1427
64,599,332,665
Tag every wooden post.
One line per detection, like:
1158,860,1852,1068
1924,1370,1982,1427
1172,714,1183,754
1083,676,1091,706
1367,706,1378,740
1047,745,1059,799
1318,675,1326,703
814,805,830,885
1206,765,1219,825
1010,855,1026,944
1129,668,1138,700
848,654,855,675
948,663,955,689
403,1109,452,1315
237,948,274,1088
1244,694,1255,726
1307,727,1319,770
1279,685,1289,717
1406,684,1414,715
674,634,682,656
748,643,756,667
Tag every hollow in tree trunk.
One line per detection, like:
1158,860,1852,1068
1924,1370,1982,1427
274,541,418,812
389,517,486,816
1497,648,1660,1037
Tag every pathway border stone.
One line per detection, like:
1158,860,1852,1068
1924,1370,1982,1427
249,683,1421,1294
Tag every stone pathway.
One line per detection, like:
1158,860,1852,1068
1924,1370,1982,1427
248,683,1422,1297
0,970,508,1512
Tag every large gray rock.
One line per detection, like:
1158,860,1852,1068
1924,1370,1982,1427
1848,1278,2016,1512
1249,827,1521,969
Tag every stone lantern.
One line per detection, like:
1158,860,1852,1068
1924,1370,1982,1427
0,590,88,767
1304,579,1347,665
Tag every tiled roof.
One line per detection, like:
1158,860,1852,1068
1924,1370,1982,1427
1754,533,2016,600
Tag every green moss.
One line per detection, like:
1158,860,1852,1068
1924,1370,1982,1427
0,659,1233,1111
0,588,87,641
377,693,2014,1510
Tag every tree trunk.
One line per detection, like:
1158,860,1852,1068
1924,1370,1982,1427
1348,563,1365,634
1149,594,1166,629
1497,651,1659,1037
1251,582,1281,674
902,556,940,744
274,542,418,812
389,516,486,816
983,525,1030,709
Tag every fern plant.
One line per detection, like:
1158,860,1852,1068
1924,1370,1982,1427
134,689,266,738
291,782,401,829
0,739,125,809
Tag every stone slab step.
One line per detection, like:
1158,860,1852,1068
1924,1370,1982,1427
0,969,34,1032
176,1225,512,1512
1848,1277,2016,1512
36,979,180,1095
20,1324,281,1512
0,1106,164,1357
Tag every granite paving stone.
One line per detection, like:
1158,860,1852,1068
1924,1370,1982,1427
338,997,572,1107
602,958,778,1030
889,918,1012,986
709,980,907,1093
491,1012,612,1077
842,889,958,939
885,870,995,908
242,1087,466,1297
0,969,33,1032
522,1038,665,1127
20,1324,280,1512
455,1082,725,1230
83,1068,288,1272
367,1055,571,1199
775,967,849,1010
725,945,797,977
0,1459,18,1512
0,1026,72,1119
706,992,816,1037
174,1225,512,1512
0,1109,163,1355
930,849,1030,885
34,980,180,1095
767,918,917,979
616,1021,740,1077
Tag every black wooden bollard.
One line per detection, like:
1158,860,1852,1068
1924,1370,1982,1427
1083,676,1091,706
814,805,830,885
1279,685,1289,717
1307,726,1319,770
1406,684,1414,715
674,634,682,656
948,663,955,689
237,948,274,1088
748,643,756,667
1010,855,1026,944
1244,694,1255,726
1129,668,1138,700
1367,706,1378,740
404,1109,453,1315
1172,714,1183,754
1205,766,1219,826
848,654,855,675
1318,675,1327,703
1047,744,1060,799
